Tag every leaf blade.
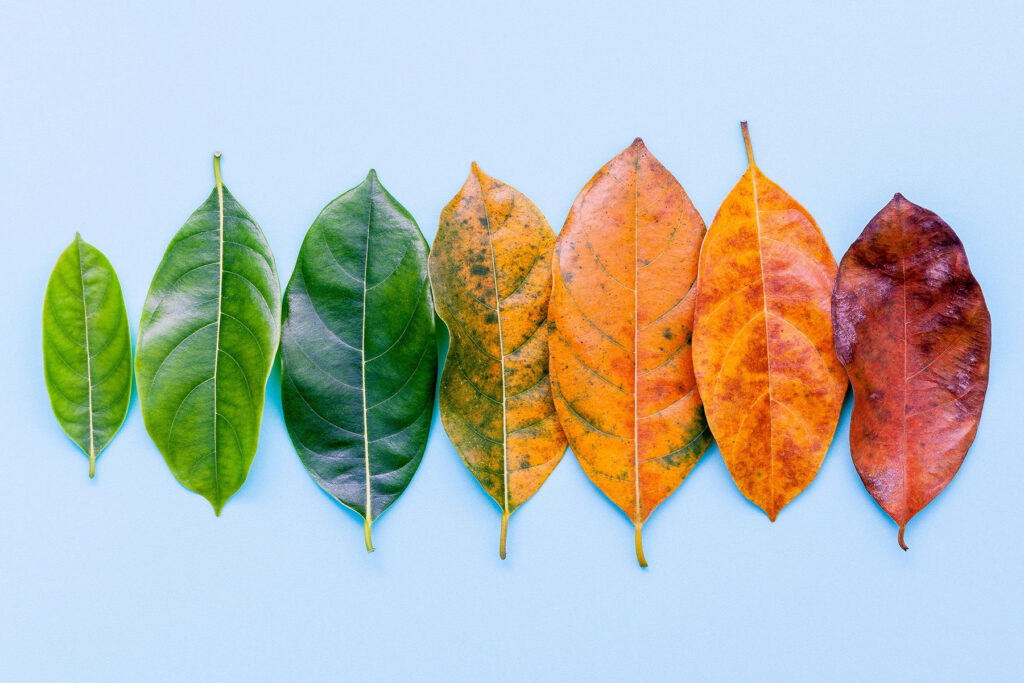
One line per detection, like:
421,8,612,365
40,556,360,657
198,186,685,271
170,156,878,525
693,124,847,520
42,234,132,477
429,164,567,558
280,171,437,549
135,155,281,513
549,139,712,565
832,193,991,548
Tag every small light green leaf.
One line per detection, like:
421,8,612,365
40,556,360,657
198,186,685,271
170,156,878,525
280,170,437,551
135,154,281,514
42,234,132,478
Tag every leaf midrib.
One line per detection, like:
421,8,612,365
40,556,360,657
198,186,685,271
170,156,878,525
210,163,225,508
76,236,96,468
361,176,375,526
749,163,776,515
475,174,510,517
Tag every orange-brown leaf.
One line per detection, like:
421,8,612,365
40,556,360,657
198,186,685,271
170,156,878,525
692,123,847,520
832,194,991,549
429,164,567,558
549,139,712,566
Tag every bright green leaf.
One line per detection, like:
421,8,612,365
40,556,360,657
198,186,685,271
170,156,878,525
42,234,132,477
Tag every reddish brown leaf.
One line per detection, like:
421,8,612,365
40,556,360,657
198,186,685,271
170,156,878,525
832,194,991,549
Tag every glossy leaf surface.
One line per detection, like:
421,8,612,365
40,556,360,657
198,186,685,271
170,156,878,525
832,194,990,549
549,139,711,566
429,164,567,559
692,124,847,520
280,171,436,551
135,155,281,514
42,234,132,477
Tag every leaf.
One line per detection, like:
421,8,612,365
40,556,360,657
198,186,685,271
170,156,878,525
692,123,847,520
280,170,436,551
42,234,132,477
429,164,567,559
549,139,712,566
832,194,991,549
135,154,281,514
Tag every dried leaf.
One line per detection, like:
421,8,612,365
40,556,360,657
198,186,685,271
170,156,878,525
42,234,132,477
692,123,847,520
549,139,711,566
429,164,566,558
832,193,991,549
280,171,437,551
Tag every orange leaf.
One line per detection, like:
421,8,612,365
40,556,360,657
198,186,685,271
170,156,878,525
429,164,567,559
549,139,712,566
692,123,847,520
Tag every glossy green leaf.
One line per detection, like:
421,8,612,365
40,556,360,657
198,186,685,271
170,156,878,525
280,170,437,551
42,234,132,477
135,154,281,514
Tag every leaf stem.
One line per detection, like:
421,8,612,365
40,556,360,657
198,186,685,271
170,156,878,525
499,511,509,560
635,522,648,567
213,152,223,189
741,121,755,166
89,453,95,479
898,524,908,551
364,517,375,553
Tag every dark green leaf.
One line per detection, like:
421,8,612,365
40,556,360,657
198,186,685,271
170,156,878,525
280,170,437,551
42,234,132,477
135,155,281,514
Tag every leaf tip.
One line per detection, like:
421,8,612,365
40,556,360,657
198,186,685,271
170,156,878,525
366,168,378,182
470,161,489,184
631,137,646,150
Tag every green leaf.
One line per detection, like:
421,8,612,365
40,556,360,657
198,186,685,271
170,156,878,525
280,170,437,551
42,234,132,477
135,154,281,514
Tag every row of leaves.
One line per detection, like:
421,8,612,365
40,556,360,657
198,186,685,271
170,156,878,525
43,125,991,564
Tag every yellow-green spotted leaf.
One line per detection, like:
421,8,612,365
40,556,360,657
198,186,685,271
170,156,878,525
429,164,567,559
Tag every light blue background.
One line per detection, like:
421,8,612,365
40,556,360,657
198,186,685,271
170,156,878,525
2,1,1020,680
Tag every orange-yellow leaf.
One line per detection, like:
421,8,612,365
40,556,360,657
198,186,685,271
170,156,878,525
549,139,712,566
429,164,567,559
692,123,847,520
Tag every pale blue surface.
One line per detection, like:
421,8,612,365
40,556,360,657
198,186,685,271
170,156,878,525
1,1,1021,680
